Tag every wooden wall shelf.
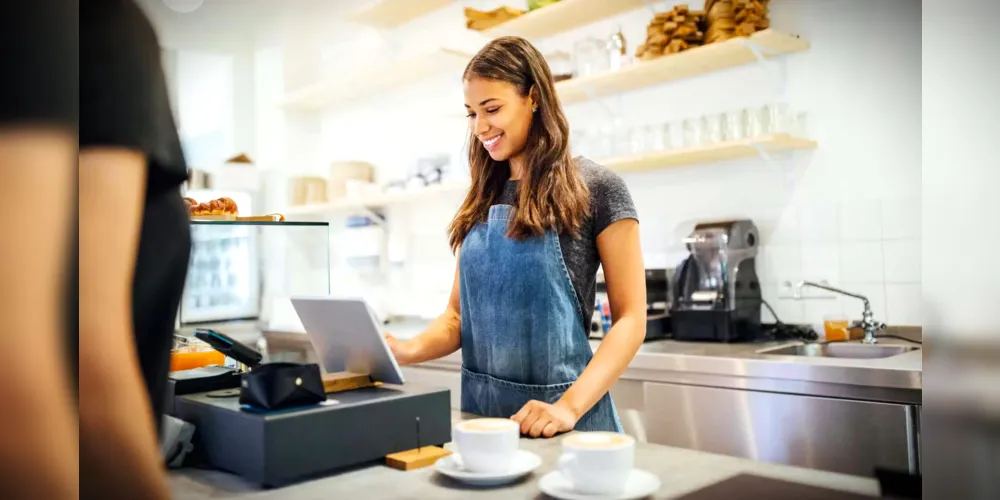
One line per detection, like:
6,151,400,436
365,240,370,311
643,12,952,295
347,0,454,29
557,30,810,105
604,134,817,173
484,0,645,39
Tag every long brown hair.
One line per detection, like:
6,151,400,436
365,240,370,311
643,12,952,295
448,36,589,252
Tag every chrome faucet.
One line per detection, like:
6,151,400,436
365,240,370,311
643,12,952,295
794,281,885,344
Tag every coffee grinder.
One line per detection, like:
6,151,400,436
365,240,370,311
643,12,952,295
670,219,762,342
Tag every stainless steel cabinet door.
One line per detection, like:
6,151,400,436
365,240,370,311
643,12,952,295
643,382,911,476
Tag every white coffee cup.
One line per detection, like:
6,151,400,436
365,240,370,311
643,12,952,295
453,418,520,474
558,432,635,495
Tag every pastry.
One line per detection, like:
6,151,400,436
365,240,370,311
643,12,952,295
188,197,239,217
635,5,706,60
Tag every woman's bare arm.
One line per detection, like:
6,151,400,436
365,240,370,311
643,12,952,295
387,257,462,365
79,147,169,500
558,218,647,419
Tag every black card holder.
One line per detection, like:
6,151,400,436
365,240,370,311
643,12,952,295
239,363,326,411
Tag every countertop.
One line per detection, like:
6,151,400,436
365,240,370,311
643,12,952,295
406,332,922,403
202,320,922,403
170,411,880,499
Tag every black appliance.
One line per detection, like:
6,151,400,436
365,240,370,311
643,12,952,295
670,219,763,342
593,268,673,340
644,268,672,340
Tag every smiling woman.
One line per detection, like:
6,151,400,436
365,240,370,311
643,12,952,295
386,36,648,438
455,36,589,248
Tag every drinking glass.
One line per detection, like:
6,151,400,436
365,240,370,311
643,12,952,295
629,126,647,155
597,123,615,159
767,103,791,134
724,110,744,141
703,114,724,144
683,118,704,148
613,120,630,157
573,128,592,158
645,124,665,152
758,105,773,135
789,111,808,137
573,37,611,78
665,121,683,149
824,314,850,341
743,108,764,138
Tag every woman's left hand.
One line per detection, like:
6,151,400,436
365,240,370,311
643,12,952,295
511,400,579,438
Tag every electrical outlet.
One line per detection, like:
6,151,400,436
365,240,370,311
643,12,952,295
777,278,837,300
777,280,797,299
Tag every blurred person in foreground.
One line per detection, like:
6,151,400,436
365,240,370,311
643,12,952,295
0,2,79,498
78,1,191,499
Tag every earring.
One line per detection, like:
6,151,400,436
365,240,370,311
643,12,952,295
533,106,538,113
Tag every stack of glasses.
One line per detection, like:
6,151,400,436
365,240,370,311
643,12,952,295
572,104,808,161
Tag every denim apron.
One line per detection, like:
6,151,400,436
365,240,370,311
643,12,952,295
459,204,622,432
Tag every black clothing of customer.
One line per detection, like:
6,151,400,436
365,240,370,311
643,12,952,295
80,0,191,427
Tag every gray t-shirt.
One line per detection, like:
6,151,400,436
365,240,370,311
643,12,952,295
497,157,638,329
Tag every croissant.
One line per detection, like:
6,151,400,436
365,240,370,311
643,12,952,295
219,197,238,213
188,197,240,217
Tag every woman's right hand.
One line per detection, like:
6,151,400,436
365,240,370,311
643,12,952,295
383,331,412,365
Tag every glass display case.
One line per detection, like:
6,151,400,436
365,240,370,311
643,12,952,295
180,220,330,332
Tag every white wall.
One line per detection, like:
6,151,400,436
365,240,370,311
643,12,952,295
266,0,921,328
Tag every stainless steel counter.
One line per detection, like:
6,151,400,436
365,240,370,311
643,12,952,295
209,320,922,402
170,411,880,499
413,337,922,404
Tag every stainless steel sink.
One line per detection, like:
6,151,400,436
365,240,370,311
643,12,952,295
756,343,920,359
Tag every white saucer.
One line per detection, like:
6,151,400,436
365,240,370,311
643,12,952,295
538,469,661,500
434,449,542,486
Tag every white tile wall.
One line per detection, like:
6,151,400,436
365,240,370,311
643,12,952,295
838,201,883,242
838,242,885,284
885,284,923,326
798,203,840,244
880,198,922,240
265,0,921,326
800,244,840,285
882,239,921,284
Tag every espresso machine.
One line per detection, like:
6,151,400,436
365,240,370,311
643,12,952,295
670,219,762,342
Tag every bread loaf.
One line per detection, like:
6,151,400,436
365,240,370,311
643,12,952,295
634,4,706,61
703,0,771,44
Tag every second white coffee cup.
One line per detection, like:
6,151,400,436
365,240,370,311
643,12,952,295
453,418,520,474
557,431,636,495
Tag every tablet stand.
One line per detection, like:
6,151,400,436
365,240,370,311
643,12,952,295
322,371,382,393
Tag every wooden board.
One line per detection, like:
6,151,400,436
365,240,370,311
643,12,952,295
322,371,381,394
557,30,810,105
604,134,817,173
385,446,452,471
347,0,454,29
236,214,285,222
484,0,645,39
190,214,237,221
